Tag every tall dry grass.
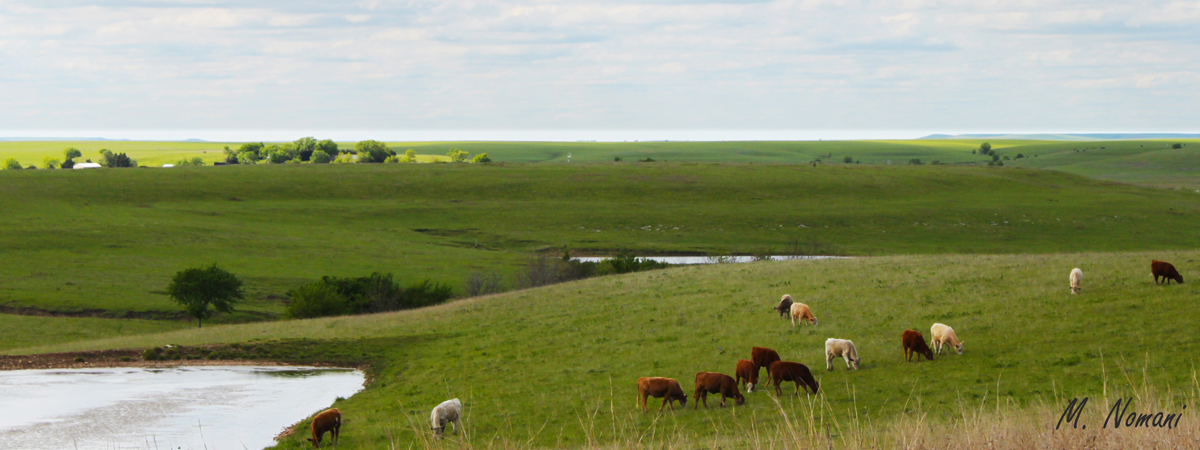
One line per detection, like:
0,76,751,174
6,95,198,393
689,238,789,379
375,358,1198,450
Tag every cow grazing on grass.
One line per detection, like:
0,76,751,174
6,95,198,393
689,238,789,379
769,361,819,396
430,398,462,439
1070,268,1083,294
693,372,745,408
902,329,934,362
1152,260,1184,285
790,302,818,327
824,338,860,370
775,295,794,319
307,408,341,448
735,359,758,393
930,323,964,355
637,377,688,412
751,347,782,382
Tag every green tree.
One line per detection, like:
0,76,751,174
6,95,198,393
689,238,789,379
165,264,244,328
447,148,469,162
472,153,492,163
979,142,992,155
316,139,339,155
293,137,318,161
3,158,22,170
63,148,82,160
99,150,136,168
355,140,394,163
1172,143,1183,149
311,150,332,164
405,149,417,162
992,154,1000,163
843,156,853,164
42,157,60,169
61,159,75,169
284,283,348,319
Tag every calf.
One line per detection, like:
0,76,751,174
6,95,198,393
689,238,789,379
307,408,341,448
1152,260,1184,285
790,302,818,327
430,398,462,439
769,361,819,395
824,338,860,370
775,294,794,319
693,372,745,408
902,329,934,362
637,377,688,412
1070,268,1083,294
750,347,782,382
735,359,758,392
930,323,964,355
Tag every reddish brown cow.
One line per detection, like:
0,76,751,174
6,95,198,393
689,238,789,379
637,377,688,412
750,347,782,382
1152,260,1184,285
693,372,745,408
307,408,341,448
735,359,758,392
769,361,819,396
902,329,934,362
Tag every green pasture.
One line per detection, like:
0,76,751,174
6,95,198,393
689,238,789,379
2,163,1199,323
12,251,1200,448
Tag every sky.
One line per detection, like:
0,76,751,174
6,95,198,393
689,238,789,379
1,0,1198,141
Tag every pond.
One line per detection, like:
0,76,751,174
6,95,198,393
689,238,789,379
0,366,365,450
571,255,846,265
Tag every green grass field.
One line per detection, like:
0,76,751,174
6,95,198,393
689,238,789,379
13,251,1199,448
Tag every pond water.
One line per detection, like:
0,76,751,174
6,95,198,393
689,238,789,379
0,366,364,450
571,255,846,265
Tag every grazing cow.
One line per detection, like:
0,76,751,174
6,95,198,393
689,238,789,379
735,359,758,393
775,295,794,319
930,323,964,355
430,398,462,439
693,372,745,408
750,347,782,382
824,338,860,370
637,377,688,412
307,408,341,448
902,329,934,362
790,302,818,327
1070,268,1083,294
769,361,819,395
1152,260,1184,285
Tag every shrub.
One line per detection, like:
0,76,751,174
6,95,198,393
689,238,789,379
464,271,504,296
3,158,22,170
1015,153,1025,159
447,148,469,162
640,157,655,162
979,142,992,155
120,356,132,362
143,348,159,360
909,158,923,165
844,156,853,163
73,356,85,363
42,157,60,169
61,159,75,169
355,140,394,163
100,150,136,168
384,155,401,163
285,282,349,319
1173,143,1183,149
311,150,332,164
472,153,492,163
992,154,1000,162
405,149,417,161
931,160,941,165
614,156,622,162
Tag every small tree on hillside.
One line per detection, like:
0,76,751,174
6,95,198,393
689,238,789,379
64,148,82,160
472,153,492,163
355,140,394,163
42,157,60,169
316,139,339,156
4,158,22,170
979,142,992,155
166,264,244,328
448,148,469,162
843,156,853,164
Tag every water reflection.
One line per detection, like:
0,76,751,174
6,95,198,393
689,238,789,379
0,366,364,450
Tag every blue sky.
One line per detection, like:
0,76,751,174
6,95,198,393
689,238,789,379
1,0,1197,140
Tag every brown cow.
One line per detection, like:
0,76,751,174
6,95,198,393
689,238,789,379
902,329,934,362
1152,260,1184,285
307,408,341,448
693,372,745,408
750,347,781,383
775,294,794,319
735,359,758,393
769,361,819,396
637,377,688,412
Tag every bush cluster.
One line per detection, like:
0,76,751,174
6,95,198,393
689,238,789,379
285,273,453,319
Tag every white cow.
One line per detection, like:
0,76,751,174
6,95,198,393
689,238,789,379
930,323,964,355
1069,268,1083,294
825,338,860,370
430,398,462,438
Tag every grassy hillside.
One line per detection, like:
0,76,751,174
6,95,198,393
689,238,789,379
4,138,1199,188
2,163,1199,327
12,251,1200,449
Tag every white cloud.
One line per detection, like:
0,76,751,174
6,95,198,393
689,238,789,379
0,0,1196,134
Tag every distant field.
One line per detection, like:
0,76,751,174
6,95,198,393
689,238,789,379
3,138,1198,188
0,162,1198,352
14,251,1200,449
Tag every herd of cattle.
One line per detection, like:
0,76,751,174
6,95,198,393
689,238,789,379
301,260,1186,446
